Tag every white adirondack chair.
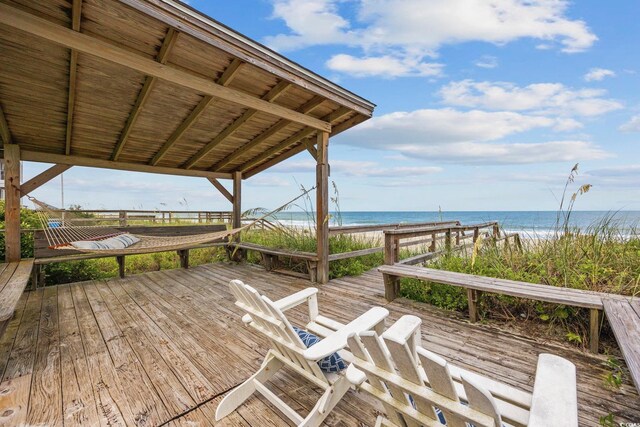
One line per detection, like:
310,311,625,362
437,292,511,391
216,279,389,427
346,315,578,427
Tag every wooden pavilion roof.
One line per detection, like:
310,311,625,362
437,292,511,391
0,0,375,179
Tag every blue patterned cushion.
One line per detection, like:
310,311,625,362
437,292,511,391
293,327,347,373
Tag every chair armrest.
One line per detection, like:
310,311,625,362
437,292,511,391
240,287,318,324
304,307,389,361
528,354,578,427
274,287,318,311
346,364,367,386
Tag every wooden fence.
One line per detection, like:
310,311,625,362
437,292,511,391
49,209,233,226
327,221,460,262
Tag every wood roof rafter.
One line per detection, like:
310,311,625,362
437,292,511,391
240,107,352,173
12,150,232,179
211,96,326,172
207,178,233,203
111,27,179,161
21,164,72,196
0,103,12,144
0,4,331,133
244,110,366,179
183,80,292,170
65,0,83,155
149,58,243,166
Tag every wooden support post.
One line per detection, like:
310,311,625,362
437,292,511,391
589,308,600,353
119,211,127,226
430,232,436,252
445,229,452,252
467,289,481,322
473,227,480,243
493,223,500,240
232,171,242,233
383,231,400,301
316,131,330,284
514,233,523,251
455,231,461,246
178,249,189,269
4,144,21,262
116,256,125,278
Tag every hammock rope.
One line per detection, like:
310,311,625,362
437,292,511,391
27,186,315,254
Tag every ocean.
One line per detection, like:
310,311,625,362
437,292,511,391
272,211,640,237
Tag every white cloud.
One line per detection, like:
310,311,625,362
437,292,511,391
326,54,443,78
584,68,616,82
439,80,622,117
266,0,596,77
266,0,352,50
588,165,640,177
343,108,571,146
246,176,292,187
336,109,611,164
272,159,442,176
619,114,640,132
474,55,498,69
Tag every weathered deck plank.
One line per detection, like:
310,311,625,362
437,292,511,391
0,262,637,427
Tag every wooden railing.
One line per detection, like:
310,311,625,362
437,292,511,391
327,221,460,262
47,209,233,225
383,222,502,267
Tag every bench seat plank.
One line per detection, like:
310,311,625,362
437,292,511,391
228,242,318,261
0,260,34,323
379,264,603,309
603,298,640,392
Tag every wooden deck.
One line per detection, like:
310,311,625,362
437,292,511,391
0,262,638,426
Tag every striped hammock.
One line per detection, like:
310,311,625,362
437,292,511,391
27,187,313,254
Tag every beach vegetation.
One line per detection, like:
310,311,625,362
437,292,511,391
399,165,640,348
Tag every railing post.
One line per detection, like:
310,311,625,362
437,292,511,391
455,230,461,246
473,227,480,243
119,211,127,226
445,229,452,252
430,232,436,252
589,309,600,353
383,231,399,301
492,223,500,239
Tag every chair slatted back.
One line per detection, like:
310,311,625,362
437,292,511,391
348,331,501,427
228,280,327,382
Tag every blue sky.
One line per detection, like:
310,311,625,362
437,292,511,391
25,0,640,212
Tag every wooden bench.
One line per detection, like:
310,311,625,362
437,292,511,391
226,241,319,281
0,260,34,337
33,225,227,286
603,297,640,393
379,263,605,353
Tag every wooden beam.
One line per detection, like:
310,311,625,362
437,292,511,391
65,0,83,155
0,4,331,132
112,28,178,161
0,104,11,145
316,132,329,284
150,58,243,166
240,107,351,173
207,177,233,203
11,150,232,179
211,96,326,172
302,140,317,160
20,164,72,196
232,171,242,230
183,81,291,169
4,145,21,262
243,142,307,179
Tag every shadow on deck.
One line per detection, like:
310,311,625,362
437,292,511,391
0,262,637,426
